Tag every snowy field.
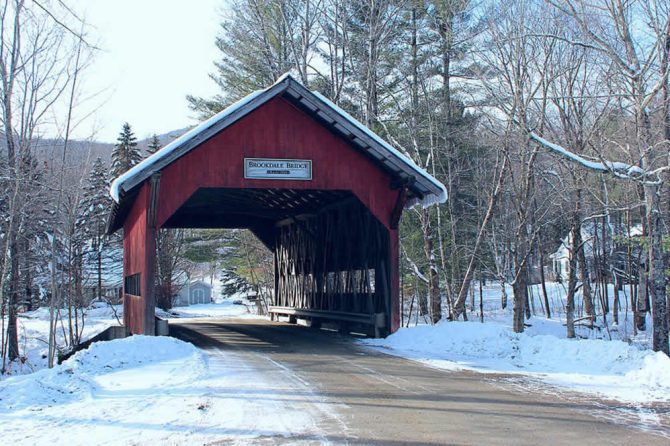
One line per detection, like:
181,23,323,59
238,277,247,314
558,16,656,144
0,335,330,445
363,282,670,406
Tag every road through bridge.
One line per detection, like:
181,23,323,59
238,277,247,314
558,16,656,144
170,317,670,445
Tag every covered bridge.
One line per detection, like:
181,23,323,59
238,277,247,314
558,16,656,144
107,74,446,337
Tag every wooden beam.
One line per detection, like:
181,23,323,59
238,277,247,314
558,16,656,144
390,186,407,230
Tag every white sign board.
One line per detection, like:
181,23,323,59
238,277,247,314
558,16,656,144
244,158,312,180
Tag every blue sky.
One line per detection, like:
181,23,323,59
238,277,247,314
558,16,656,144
66,0,224,143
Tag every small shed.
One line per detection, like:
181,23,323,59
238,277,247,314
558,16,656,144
174,281,213,306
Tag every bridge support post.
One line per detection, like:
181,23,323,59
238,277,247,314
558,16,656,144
122,175,159,335
390,229,400,333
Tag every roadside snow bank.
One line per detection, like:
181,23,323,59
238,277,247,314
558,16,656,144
0,335,326,445
362,321,670,404
6,303,122,375
0,336,206,412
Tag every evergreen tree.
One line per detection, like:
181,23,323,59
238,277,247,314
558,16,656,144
186,0,299,118
111,123,140,178
147,134,161,155
80,157,118,302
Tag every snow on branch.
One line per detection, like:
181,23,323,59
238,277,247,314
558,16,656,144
528,132,651,180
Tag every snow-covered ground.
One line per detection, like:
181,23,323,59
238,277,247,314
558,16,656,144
4,298,263,376
159,299,264,320
2,282,669,442
363,282,670,406
4,302,122,375
0,335,330,445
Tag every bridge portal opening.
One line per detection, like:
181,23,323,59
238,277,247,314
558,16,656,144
168,187,392,336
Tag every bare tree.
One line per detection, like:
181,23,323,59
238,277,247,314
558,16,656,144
0,0,88,368
533,0,670,354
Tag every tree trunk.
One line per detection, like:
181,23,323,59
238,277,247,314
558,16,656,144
645,183,669,355
636,238,649,331
7,232,20,361
539,247,551,318
500,275,507,310
452,157,508,319
565,204,583,339
577,242,594,323
421,208,441,324
512,267,527,333
613,275,620,326
570,188,594,323
566,250,577,340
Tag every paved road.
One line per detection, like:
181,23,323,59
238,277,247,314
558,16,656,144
170,318,670,445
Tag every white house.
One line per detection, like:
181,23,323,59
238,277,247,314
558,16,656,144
549,222,642,282
174,280,213,306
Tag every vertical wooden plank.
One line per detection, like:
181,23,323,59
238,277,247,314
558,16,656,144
123,183,150,334
390,228,400,333
143,174,160,336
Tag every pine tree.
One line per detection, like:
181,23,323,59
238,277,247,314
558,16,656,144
80,157,113,302
111,123,141,178
186,0,298,119
147,134,161,155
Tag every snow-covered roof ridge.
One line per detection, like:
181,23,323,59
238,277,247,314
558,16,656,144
186,280,213,289
109,89,265,202
310,89,447,207
109,74,447,208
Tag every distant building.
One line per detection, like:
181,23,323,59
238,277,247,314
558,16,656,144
548,222,642,283
83,247,124,304
174,280,213,306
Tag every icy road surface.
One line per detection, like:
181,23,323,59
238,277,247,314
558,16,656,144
171,319,670,445
2,316,668,444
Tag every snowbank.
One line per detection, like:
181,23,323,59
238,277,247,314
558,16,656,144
5,303,122,375
0,336,206,412
0,335,322,445
362,321,670,404
7,299,261,376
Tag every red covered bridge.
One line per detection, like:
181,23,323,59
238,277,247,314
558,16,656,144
107,74,446,337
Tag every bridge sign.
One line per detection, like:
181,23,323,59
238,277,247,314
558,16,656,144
244,158,312,180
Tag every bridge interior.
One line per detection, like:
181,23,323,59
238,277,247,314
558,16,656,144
164,187,392,337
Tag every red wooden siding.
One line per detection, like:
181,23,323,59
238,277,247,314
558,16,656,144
123,95,402,334
155,97,398,231
123,182,156,335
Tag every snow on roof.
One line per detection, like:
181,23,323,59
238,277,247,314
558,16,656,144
188,280,212,289
110,73,447,208
311,90,447,207
109,90,264,202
